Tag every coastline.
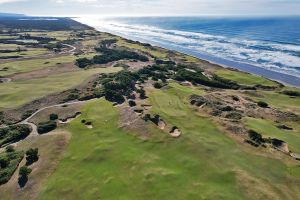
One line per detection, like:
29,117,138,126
75,18,300,88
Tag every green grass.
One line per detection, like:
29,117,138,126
0,54,97,77
0,35,19,39
39,84,300,200
0,44,22,50
18,31,74,41
215,69,278,87
246,90,300,113
0,48,49,57
243,117,300,153
0,67,122,109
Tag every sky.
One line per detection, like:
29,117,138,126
0,0,299,16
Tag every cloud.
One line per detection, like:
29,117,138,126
0,0,26,3
0,0,299,16
55,0,98,3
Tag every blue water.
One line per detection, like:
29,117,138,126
76,16,300,85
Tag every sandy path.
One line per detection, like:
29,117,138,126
0,99,91,151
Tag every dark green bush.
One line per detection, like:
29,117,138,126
37,121,57,134
5,145,15,153
248,130,264,144
0,125,31,147
25,148,39,166
76,58,92,68
21,110,35,120
0,157,9,168
137,89,146,99
257,101,268,108
282,90,300,97
154,82,166,89
128,100,136,107
49,113,58,121
0,151,23,185
19,166,32,177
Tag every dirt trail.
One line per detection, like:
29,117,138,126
0,100,92,151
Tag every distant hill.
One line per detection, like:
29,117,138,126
0,13,26,17
0,14,91,31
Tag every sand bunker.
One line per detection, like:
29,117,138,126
158,120,166,130
84,121,93,129
290,153,300,160
59,112,81,124
169,126,181,138
272,139,289,153
142,104,153,110
134,109,144,116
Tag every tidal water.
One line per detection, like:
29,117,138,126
76,16,300,86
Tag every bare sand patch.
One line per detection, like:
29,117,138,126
84,122,93,129
157,120,166,130
118,105,150,139
169,126,181,138
58,112,81,124
141,104,153,110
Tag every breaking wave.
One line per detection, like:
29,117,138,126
76,17,300,78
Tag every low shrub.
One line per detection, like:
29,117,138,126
282,90,300,97
153,82,164,89
248,130,264,144
49,113,58,121
19,166,32,177
0,151,24,185
21,110,35,120
25,148,39,165
128,100,136,107
257,101,268,108
0,124,31,147
37,121,57,134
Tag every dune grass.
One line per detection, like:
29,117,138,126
117,39,168,59
215,69,278,87
0,67,122,110
39,84,300,200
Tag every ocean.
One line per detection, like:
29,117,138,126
76,16,300,86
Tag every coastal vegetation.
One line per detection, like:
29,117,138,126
0,16,299,200
0,148,24,185
37,121,57,134
76,39,149,68
0,125,31,147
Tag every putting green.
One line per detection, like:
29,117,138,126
243,117,300,153
215,69,278,87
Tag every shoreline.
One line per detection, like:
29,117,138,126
75,19,300,88
105,31,300,88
